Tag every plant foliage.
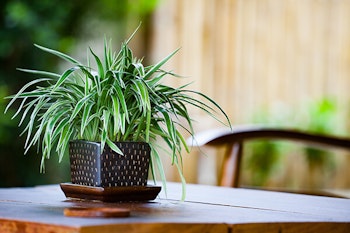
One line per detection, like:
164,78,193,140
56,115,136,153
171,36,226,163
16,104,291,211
5,29,231,197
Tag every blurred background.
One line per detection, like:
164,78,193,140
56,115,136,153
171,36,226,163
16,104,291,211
1,0,350,192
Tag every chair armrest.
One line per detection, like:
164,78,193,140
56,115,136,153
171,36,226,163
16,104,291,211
189,125,350,150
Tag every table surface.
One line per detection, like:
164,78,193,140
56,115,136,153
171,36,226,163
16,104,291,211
0,182,349,233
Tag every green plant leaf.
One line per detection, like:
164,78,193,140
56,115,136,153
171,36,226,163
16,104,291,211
16,68,60,79
111,95,120,136
11,97,28,120
106,137,123,155
53,67,78,91
18,98,39,126
89,47,105,80
125,23,141,44
144,48,179,80
131,79,150,112
55,122,74,169
4,78,51,113
103,37,112,71
80,102,95,136
145,109,151,142
183,90,232,128
150,145,167,197
34,44,80,64
102,109,110,135
69,92,94,122
22,98,49,152
114,85,129,123
52,117,70,154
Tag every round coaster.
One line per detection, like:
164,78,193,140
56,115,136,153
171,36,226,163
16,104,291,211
64,207,130,218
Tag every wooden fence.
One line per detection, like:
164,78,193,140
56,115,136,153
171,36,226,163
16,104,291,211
149,0,350,189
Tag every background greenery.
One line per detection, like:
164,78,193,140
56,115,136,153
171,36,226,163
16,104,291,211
242,99,346,189
0,0,159,187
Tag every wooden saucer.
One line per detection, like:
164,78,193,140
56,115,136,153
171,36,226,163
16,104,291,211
60,183,161,202
64,207,130,218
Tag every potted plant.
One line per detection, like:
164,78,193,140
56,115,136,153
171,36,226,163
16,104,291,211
5,28,231,201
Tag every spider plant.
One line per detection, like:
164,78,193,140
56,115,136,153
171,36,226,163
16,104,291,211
5,29,231,198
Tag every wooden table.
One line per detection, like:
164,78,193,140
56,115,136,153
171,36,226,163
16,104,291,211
0,182,349,233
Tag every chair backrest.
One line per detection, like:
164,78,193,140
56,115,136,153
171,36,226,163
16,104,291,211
190,126,350,196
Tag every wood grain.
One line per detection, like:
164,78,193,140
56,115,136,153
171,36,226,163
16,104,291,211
0,220,78,233
80,223,227,233
0,183,349,233
231,222,350,233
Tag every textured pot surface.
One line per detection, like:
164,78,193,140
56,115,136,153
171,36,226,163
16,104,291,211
69,141,151,187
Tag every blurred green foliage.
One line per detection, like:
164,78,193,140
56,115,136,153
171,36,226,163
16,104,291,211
0,0,159,187
303,99,339,167
244,99,344,188
244,140,283,186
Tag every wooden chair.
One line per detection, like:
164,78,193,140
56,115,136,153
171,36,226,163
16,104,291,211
189,126,350,197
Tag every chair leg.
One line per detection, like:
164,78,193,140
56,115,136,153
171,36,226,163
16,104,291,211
219,142,243,187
